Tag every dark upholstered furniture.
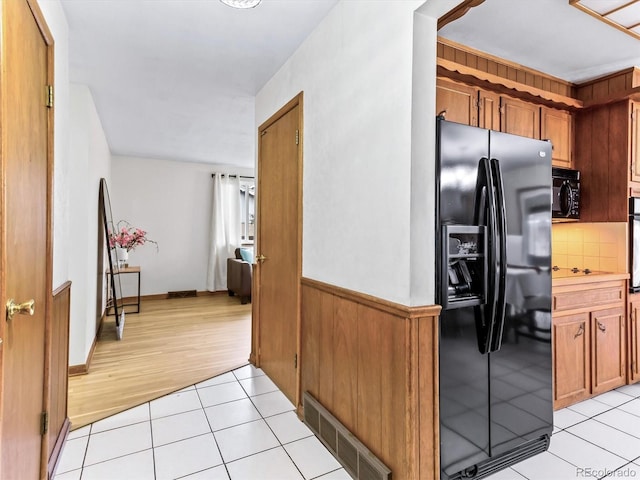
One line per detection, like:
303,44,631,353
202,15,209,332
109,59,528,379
227,248,252,304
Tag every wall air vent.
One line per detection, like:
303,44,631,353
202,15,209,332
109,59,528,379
303,392,391,480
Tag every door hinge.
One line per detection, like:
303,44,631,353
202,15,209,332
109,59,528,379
41,411,49,435
294,353,298,369
46,85,54,108
295,129,299,145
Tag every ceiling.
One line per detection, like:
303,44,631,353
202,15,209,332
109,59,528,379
61,0,640,168
438,0,640,84
60,0,338,168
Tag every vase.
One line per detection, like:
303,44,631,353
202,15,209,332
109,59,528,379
115,247,128,267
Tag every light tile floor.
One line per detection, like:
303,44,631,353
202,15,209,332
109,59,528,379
486,382,640,480
56,366,640,480
55,365,347,480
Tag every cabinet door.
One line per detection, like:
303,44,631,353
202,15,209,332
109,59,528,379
500,96,540,139
436,78,478,126
592,307,626,394
553,312,590,409
631,102,640,183
478,88,500,131
630,297,640,383
541,107,573,168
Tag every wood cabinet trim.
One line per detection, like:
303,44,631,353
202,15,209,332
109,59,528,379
437,0,485,30
437,60,582,110
438,39,639,108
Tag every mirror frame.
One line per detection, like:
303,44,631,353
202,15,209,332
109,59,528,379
99,178,125,339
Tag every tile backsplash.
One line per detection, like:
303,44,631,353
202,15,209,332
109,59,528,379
552,222,627,273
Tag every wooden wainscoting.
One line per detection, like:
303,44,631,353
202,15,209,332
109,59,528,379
48,281,72,479
300,278,441,480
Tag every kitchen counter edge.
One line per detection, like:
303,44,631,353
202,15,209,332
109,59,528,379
552,272,630,287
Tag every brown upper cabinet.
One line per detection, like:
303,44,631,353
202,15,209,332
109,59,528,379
500,96,540,139
541,107,573,169
436,78,478,126
436,79,501,131
436,78,573,167
575,100,638,222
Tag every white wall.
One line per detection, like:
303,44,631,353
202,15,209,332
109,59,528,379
256,0,422,305
37,0,71,289
256,0,455,306
37,1,113,366
67,85,111,366
111,156,254,296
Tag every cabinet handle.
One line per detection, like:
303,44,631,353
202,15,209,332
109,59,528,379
574,324,584,338
597,321,606,333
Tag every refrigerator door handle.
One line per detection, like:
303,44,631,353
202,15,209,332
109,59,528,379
473,157,497,354
489,158,507,352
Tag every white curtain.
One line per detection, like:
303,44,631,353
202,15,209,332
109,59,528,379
206,174,241,291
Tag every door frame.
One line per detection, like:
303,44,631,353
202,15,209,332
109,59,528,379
251,92,303,405
0,0,55,477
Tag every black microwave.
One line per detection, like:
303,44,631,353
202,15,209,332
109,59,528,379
552,167,580,221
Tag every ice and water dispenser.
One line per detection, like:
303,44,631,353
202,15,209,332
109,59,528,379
441,225,487,310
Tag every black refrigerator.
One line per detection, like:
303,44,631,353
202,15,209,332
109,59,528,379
436,118,553,480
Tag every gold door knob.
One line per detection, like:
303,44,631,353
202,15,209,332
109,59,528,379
6,299,35,321
256,254,267,263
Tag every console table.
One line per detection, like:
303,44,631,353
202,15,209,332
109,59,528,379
107,265,141,315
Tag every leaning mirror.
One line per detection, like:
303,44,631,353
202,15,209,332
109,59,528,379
99,178,125,340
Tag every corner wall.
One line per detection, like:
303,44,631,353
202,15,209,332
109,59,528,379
37,0,113,368
67,84,111,366
255,0,456,306
255,0,424,306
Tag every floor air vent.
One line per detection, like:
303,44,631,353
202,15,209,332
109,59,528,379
303,392,391,480
167,290,197,299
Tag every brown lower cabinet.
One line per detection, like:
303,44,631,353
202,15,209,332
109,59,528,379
553,279,626,409
628,293,640,384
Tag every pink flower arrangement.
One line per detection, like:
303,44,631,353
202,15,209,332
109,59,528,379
109,221,158,252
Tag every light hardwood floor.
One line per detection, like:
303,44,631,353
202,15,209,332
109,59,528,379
68,295,251,429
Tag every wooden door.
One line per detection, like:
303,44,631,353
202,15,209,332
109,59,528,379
631,101,640,183
591,307,626,394
435,78,478,126
255,94,303,404
553,312,590,409
500,96,540,139
541,106,573,168
1,1,53,479
629,294,640,384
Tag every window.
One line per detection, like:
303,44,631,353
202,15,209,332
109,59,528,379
240,179,255,243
